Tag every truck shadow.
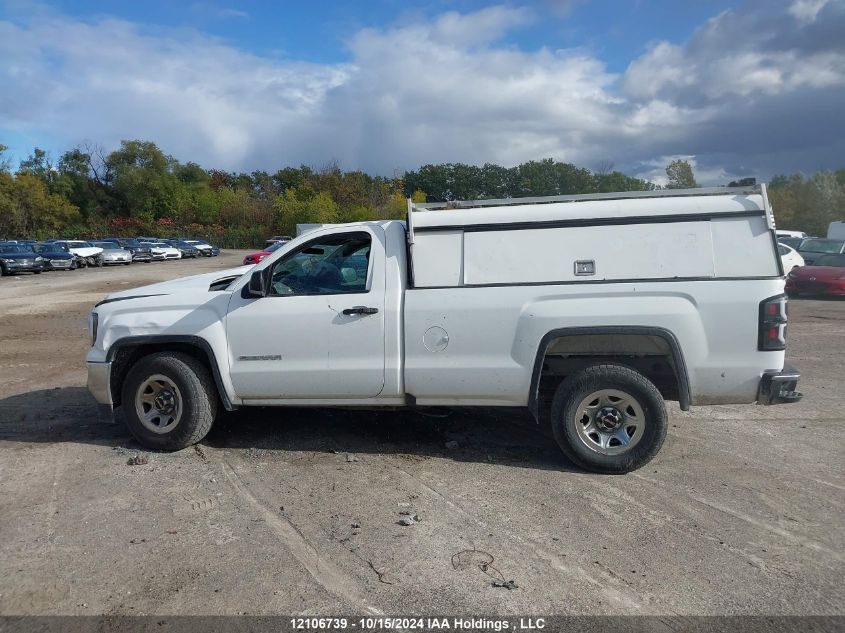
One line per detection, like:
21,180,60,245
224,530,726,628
0,387,575,472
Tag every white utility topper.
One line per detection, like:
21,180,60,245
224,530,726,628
87,186,800,473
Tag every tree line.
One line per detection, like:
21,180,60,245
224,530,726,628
0,141,841,246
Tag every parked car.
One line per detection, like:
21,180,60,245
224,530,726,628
786,254,845,297
147,242,181,260
777,236,806,250
88,185,800,474
264,235,292,249
164,239,199,258
53,240,104,267
31,242,76,270
775,230,807,239
797,238,845,266
242,240,287,265
101,238,153,263
92,241,133,266
778,243,804,272
183,239,220,257
0,242,45,275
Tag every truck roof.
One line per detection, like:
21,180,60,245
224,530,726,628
407,186,771,237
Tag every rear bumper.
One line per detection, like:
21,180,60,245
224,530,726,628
757,364,802,405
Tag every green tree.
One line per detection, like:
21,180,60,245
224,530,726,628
665,159,698,189
107,140,178,218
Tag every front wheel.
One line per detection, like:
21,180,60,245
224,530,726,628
551,364,667,474
121,352,218,450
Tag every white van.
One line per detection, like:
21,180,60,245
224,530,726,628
828,221,845,240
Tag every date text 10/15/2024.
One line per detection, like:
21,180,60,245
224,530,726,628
290,617,546,631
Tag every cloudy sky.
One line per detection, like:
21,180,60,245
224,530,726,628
1,0,843,185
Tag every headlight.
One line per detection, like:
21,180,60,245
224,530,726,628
35,256,43,262
1,258,14,264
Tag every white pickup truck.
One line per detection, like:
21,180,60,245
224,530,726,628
87,186,801,473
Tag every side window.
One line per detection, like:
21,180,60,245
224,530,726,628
778,244,788,256
269,232,371,297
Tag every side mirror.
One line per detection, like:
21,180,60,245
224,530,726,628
248,270,266,297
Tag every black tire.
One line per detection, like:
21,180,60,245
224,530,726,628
0,264,6,276
550,364,667,474
33,270,41,275
124,262,131,266
121,352,218,450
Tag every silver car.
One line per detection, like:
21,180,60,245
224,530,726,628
92,241,132,266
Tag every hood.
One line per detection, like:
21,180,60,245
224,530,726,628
791,266,845,280
39,251,73,259
0,252,40,260
101,265,251,302
69,246,103,256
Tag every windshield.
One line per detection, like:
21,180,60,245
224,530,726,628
0,244,33,254
121,238,141,247
92,242,117,249
813,254,845,267
266,241,287,253
778,237,804,249
67,241,91,248
33,243,67,253
800,239,844,253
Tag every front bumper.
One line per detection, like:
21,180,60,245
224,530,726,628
758,364,802,405
87,361,113,406
2,260,44,272
104,256,132,264
46,258,73,269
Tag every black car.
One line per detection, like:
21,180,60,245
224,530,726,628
101,237,153,262
31,242,76,270
797,238,845,266
0,243,45,275
164,239,199,258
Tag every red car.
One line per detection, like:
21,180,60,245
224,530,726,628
242,240,287,265
786,254,845,297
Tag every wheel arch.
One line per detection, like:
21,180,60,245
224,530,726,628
106,335,235,410
528,326,691,421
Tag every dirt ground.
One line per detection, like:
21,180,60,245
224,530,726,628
0,252,842,617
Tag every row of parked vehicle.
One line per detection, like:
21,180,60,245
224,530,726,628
775,230,845,297
0,237,220,276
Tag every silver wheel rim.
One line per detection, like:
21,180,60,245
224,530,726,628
573,389,645,455
135,374,183,434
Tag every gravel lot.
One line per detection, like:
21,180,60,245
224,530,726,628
0,253,842,616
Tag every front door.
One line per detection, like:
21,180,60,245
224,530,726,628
226,226,386,399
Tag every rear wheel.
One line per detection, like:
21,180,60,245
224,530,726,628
551,364,667,474
122,352,218,450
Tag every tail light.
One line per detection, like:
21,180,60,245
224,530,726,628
758,294,787,351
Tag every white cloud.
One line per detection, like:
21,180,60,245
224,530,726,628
789,0,830,23
0,1,844,185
